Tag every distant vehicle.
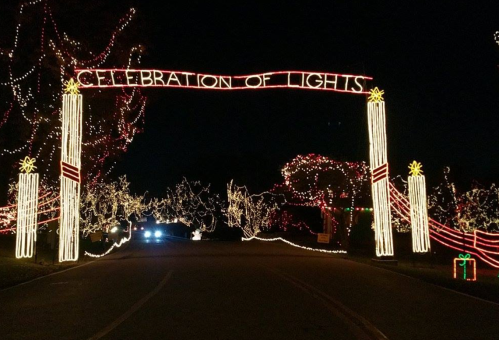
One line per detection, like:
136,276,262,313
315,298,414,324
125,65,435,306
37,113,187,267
140,226,166,241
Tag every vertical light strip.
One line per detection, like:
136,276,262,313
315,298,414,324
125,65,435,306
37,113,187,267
59,93,82,262
367,91,394,257
408,171,430,253
15,173,39,258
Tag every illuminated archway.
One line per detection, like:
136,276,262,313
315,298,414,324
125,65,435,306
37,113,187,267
60,68,389,262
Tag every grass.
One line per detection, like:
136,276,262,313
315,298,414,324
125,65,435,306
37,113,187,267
0,234,97,290
0,257,76,289
347,255,499,304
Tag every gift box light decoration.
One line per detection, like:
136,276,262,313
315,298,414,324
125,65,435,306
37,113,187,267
367,88,394,257
453,253,476,281
408,161,431,253
59,79,83,262
15,157,39,258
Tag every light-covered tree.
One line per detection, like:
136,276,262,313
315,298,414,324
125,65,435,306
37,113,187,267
226,180,279,238
80,176,147,236
150,178,222,233
429,169,499,232
277,154,370,248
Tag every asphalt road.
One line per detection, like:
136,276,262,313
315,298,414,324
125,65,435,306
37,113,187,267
1,237,498,340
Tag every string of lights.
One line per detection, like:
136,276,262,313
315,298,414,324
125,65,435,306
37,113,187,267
150,178,221,233
85,222,132,258
276,154,370,244
242,236,347,254
1,1,146,186
226,180,279,239
389,182,499,268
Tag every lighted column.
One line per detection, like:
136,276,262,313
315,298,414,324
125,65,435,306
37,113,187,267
59,79,83,262
408,161,430,253
367,88,394,257
16,157,39,258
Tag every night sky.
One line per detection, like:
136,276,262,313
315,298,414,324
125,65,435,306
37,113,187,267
4,1,499,197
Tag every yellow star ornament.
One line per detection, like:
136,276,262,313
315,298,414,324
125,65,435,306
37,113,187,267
408,161,423,177
20,156,36,174
368,87,384,102
64,78,81,94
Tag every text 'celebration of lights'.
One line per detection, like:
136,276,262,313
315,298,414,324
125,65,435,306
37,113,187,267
75,69,372,94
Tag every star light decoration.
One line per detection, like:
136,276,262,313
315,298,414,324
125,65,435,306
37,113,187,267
19,156,36,174
368,87,384,102
409,161,423,177
64,78,80,95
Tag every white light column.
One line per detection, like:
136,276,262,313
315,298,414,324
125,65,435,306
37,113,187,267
408,161,430,253
59,90,83,262
16,170,39,258
367,88,394,257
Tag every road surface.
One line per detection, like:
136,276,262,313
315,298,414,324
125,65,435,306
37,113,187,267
0,238,498,339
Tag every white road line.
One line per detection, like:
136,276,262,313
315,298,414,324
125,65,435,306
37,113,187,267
268,267,389,340
87,270,173,340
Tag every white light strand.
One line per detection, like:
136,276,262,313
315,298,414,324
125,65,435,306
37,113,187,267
80,176,147,237
59,94,82,262
242,236,347,254
408,174,431,253
367,99,394,256
226,180,279,239
15,173,39,258
85,222,132,258
150,178,221,232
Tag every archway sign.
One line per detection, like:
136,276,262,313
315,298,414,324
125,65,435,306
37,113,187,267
59,69,392,262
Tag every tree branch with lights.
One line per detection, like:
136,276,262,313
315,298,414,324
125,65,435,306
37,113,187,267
150,178,222,233
80,176,147,237
275,154,370,248
226,180,280,239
